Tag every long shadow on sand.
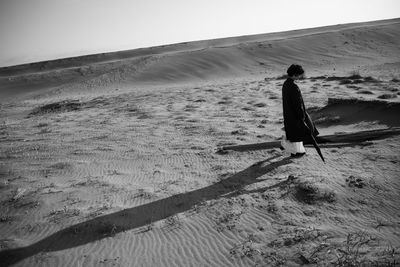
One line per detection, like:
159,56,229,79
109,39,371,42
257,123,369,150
0,155,292,266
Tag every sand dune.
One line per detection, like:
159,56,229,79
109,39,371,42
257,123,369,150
1,18,400,101
1,18,400,266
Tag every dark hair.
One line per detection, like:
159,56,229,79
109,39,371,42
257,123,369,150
287,64,304,77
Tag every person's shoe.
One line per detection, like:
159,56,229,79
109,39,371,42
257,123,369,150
291,152,306,158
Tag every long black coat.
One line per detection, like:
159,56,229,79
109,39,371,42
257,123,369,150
282,78,319,142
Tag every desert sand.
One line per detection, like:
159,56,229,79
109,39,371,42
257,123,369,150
0,18,400,266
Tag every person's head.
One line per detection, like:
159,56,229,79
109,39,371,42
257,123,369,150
287,64,305,80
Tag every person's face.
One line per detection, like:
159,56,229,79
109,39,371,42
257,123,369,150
293,73,305,80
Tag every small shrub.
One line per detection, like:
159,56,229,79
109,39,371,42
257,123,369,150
262,251,286,266
231,129,247,135
352,79,363,84
346,85,360,89
38,128,51,134
282,228,322,247
266,203,278,214
107,169,121,175
230,234,260,258
339,79,353,85
348,74,362,80
36,122,49,128
254,102,267,107
378,94,397,99
357,90,374,95
309,76,326,80
163,215,183,230
133,189,154,199
364,76,380,83
325,76,340,81
334,231,375,267
0,215,12,223
293,182,336,204
50,162,72,170
242,106,254,111
346,176,366,188
76,66,92,76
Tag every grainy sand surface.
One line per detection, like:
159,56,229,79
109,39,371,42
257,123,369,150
0,18,400,266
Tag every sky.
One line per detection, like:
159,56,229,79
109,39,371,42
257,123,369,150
0,0,399,67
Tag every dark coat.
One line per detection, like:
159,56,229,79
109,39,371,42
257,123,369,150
282,78,319,142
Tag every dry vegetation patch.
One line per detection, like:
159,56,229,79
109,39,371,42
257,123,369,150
292,181,336,205
346,176,366,188
378,93,397,99
333,231,398,267
29,100,81,116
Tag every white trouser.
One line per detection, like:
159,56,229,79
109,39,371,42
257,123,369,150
281,135,306,154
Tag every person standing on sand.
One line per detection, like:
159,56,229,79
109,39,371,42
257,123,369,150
280,64,319,158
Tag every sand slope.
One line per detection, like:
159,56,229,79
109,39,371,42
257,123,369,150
1,18,400,101
1,18,400,266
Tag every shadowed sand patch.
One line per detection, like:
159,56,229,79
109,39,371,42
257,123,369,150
309,98,400,127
